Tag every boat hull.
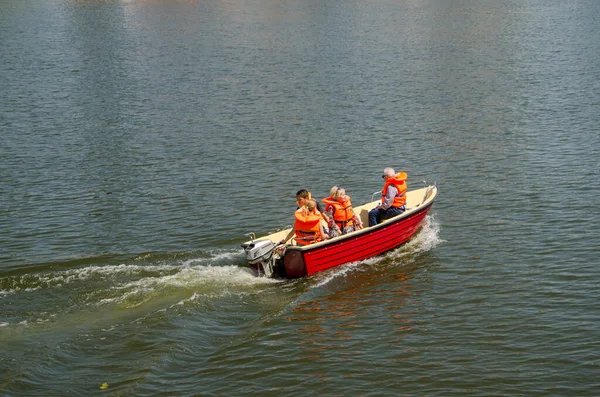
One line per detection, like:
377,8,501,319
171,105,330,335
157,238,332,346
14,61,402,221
283,202,433,278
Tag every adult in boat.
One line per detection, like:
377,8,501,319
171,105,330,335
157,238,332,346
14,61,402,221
322,186,363,237
281,199,328,245
368,167,407,226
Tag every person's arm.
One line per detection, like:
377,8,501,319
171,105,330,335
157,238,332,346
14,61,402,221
280,227,295,244
319,222,328,240
324,204,341,233
316,201,325,213
324,204,334,226
317,202,330,223
353,214,363,229
379,185,398,210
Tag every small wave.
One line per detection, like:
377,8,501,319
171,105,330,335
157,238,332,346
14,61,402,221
182,250,244,267
312,262,361,288
171,291,201,307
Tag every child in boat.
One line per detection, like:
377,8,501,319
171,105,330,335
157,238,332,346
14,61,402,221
322,186,363,237
295,189,330,237
281,199,329,245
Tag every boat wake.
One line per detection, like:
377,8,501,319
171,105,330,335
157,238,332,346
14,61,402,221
0,250,281,331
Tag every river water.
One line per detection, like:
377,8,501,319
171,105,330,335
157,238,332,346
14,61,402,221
1,0,599,395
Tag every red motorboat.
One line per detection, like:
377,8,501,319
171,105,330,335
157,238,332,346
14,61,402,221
242,185,438,278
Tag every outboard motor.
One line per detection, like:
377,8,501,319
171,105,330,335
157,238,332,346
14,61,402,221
242,239,279,277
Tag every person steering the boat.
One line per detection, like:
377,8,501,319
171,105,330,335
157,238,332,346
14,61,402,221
368,167,407,226
281,199,328,245
322,186,363,237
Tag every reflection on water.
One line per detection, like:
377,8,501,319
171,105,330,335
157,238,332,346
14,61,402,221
281,219,441,369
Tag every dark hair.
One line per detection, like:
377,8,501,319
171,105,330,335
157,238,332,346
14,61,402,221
296,189,309,199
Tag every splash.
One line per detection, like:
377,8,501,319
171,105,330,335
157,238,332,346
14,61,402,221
390,214,444,258
96,262,281,308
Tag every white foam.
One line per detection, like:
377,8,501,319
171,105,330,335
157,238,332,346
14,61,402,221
115,264,279,291
171,291,200,307
312,262,360,288
399,214,444,253
91,263,283,308
0,289,18,297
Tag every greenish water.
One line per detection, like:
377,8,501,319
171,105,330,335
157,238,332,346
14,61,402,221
1,0,599,395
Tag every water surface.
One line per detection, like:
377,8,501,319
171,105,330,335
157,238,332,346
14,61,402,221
1,0,599,395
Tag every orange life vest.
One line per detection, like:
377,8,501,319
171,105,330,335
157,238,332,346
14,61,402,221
294,209,322,245
322,197,355,228
382,172,407,208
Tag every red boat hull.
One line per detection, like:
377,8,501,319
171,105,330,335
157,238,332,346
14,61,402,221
283,202,433,278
